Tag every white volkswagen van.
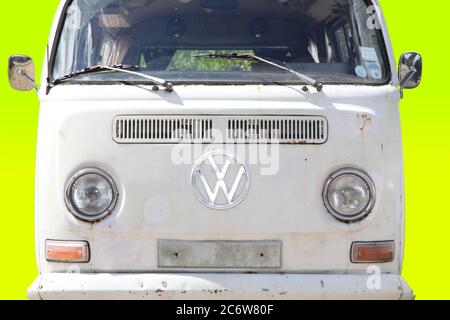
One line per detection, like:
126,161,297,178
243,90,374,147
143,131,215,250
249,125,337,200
9,0,421,300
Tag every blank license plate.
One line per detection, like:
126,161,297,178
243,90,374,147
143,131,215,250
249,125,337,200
158,240,281,269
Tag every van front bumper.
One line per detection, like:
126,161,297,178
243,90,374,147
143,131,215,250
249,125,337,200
28,273,413,300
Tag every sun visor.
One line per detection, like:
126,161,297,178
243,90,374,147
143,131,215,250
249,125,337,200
99,8,132,28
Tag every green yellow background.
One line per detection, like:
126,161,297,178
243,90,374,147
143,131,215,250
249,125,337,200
0,0,448,300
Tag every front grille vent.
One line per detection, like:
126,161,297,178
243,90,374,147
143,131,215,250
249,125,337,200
227,117,326,144
113,115,328,144
114,116,213,143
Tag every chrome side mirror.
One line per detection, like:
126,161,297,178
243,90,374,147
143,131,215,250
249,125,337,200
398,52,422,97
8,55,38,92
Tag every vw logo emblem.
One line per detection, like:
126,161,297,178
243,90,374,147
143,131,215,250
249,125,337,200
191,150,250,210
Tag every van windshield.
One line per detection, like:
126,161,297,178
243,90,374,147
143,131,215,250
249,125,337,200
52,0,389,85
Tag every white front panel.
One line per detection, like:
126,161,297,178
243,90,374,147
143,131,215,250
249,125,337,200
35,84,404,275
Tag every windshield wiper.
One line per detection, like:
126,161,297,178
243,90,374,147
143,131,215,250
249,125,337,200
194,52,323,92
50,64,174,92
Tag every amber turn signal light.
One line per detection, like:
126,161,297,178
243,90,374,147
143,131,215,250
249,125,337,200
46,240,90,263
351,241,395,263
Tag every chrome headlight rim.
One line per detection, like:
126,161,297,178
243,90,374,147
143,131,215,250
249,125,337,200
322,167,376,223
65,167,119,222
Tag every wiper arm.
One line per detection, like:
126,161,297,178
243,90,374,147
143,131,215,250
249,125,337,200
194,52,323,92
51,64,174,92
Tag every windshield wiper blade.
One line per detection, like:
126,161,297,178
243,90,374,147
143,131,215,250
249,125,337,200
51,64,174,91
194,52,323,92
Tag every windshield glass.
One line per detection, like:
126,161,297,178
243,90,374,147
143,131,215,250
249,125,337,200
52,0,389,85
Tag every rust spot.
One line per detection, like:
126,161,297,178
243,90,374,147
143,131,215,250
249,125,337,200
155,288,164,294
281,140,309,145
181,290,187,294
320,280,325,288
161,281,168,289
279,292,287,295
357,114,372,132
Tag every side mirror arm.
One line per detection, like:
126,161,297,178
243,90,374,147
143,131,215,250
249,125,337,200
399,66,417,99
16,68,39,93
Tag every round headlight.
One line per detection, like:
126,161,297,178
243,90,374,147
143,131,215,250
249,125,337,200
322,168,375,222
65,168,118,222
